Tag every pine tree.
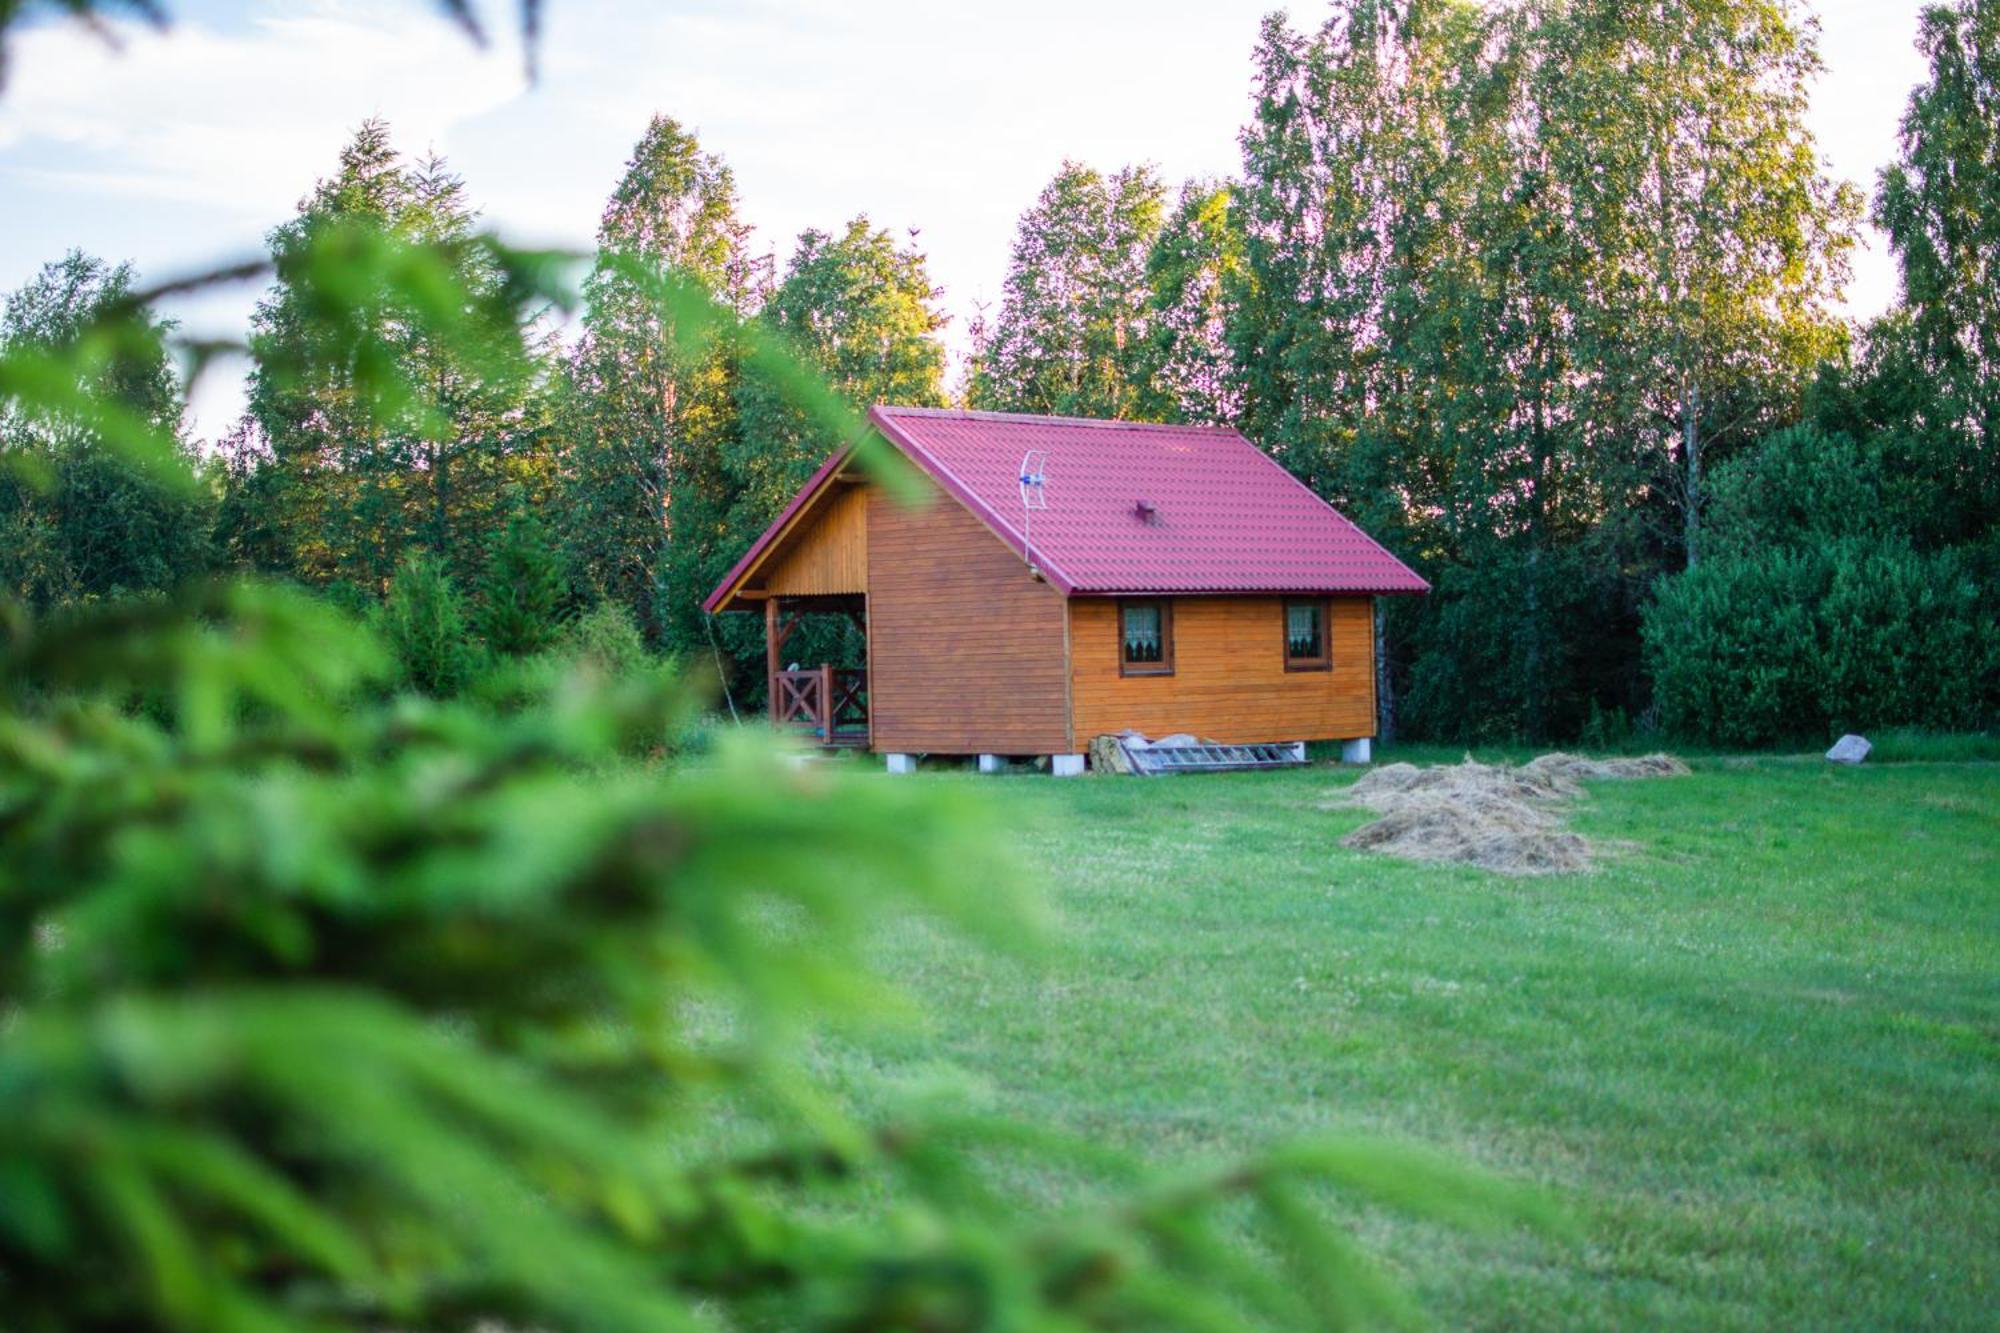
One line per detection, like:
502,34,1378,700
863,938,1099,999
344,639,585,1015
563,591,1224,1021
233,119,403,590
228,120,547,594
476,507,569,657
561,115,759,644
397,150,541,581
378,550,476,695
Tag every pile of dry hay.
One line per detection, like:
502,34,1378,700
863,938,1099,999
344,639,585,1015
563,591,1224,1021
1335,752,1689,875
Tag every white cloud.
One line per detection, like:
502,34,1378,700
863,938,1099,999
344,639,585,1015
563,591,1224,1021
0,1,534,436
0,1,525,220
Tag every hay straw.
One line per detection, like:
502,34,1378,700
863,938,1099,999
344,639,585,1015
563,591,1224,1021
1337,751,1686,875
1341,796,1592,875
1522,752,1691,781
1349,755,1578,808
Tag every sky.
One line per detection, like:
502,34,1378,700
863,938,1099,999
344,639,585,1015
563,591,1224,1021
0,0,1938,442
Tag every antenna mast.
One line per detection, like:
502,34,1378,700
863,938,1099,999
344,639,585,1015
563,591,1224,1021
1018,450,1048,576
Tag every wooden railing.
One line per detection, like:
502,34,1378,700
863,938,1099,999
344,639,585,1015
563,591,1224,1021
772,666,868,746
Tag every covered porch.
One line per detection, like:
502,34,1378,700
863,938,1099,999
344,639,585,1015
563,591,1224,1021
764,592,869,749
699,451,874,752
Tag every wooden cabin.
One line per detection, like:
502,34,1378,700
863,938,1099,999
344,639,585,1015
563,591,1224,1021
703,406,1429,773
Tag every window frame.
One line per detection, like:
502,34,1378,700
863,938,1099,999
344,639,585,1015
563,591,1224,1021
1117,598,1175,677
1282,598,1332,672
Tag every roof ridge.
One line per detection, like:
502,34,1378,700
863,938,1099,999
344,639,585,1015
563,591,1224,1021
873,404,1235,433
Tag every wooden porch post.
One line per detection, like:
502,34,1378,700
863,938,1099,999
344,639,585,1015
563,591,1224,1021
765,597,781,724
819,663,833,745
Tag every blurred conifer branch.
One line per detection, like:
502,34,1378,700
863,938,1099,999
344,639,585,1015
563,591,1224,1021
0,6,1555,1325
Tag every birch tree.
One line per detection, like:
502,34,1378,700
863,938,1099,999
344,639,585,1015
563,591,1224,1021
0,252,212,607
1875,0,2000,538
1543,0,1858,569
969,161,1166,418
1136,180,1246,425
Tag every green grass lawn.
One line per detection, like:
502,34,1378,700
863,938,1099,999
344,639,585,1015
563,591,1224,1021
825,750,2000,1329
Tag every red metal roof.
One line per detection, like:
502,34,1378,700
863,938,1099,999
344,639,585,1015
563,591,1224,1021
704,406,1428,612
869,406,1428,597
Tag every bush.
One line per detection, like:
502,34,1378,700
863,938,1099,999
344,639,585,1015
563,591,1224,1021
1642,539,1998,746
1648,417,1999,748
376,551,476,695
1817,541,1995,733
556,599,652,678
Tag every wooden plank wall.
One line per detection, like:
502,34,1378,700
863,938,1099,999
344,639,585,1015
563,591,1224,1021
867,478,1071,755
761,482,868,596
1068,596,1375,745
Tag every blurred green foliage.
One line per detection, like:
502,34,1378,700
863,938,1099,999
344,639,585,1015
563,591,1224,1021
0,1,549,89
0,579,1553,1331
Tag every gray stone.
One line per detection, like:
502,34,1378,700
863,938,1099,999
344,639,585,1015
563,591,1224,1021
1825,734,1871,764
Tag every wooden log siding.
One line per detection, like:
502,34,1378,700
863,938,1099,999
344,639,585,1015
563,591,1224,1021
760,481,868,597
866,478,1071,755
1068,596,1376,745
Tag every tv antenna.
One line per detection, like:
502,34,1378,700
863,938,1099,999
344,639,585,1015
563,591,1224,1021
1018,450,1048,574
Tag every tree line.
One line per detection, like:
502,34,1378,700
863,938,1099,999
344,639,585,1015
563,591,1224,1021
962,0,1996,745
3,0,1995,745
